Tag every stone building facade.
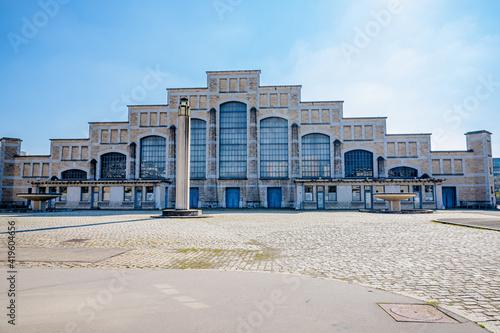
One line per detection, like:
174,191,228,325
0,70,496,210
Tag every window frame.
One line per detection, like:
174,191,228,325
219,102,248,179
328,186,337,202
425,185,435,201
102,186,110,201
352,185,362,202
260,117,289,179
190,119,207,179
140,136,167,179
388,166,418,178
301,134,331,179
100,152,127,180
81,187,90,202
61,169,87,180
345,150,374,178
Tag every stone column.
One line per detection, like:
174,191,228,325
206,108,218,207
175,98,191,210
129,142,136,179
247,107,260,207
334,140,342,178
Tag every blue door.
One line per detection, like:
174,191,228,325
190,188,199,208
267,188,282,208
226,188,240,208
413,186,422,209
364,186,372,209
91,187,99,209
317,186,325,209
134,187,142,209
442,187,456,209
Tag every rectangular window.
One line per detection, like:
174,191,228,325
305,186,313,201
328,186,337,201
145,186,154,201
102,186,110,201
81,187,90,201
425,185,434,201
219,102,247,179
60,187,67,201
49,187,57,194
38,187,46,194
352,185,361,202
400,185,410,201
124,187,133,201
374,185,384,201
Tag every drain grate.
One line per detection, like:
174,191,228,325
378,303,458,323
62,238,89,243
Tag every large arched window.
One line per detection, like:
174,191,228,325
260,117,288,179
345,150,373,178
61,169,87,180
302,134,331,178
140,136,166,179
219,102,247,179
101,152,126,179
190,119,207,179
389,166,418,178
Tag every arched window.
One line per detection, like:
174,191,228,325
260,117,288,179
191,119,206,179
100,152,126,179
345,150,373,178
61,169,87,180
219,102,247,179
302,134,331,178
388,166,418,178
140,136,166,179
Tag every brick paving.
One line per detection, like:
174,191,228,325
1,210,499,332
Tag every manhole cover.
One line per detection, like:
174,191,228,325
378,304,458,323
63,238,89,243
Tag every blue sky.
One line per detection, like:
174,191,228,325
1,0,500,156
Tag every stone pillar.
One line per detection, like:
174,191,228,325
291,124,300,178
129,142,136,179
334,140,342,178
206,108,218,207
247,107,259,207
175,98,191,210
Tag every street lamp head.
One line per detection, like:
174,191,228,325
179,97,190,116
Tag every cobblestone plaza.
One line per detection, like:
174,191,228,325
1,210,499,331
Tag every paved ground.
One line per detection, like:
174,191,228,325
0,209,499,332
434,217,500,231
0,268,488,333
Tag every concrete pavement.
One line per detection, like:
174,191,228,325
0,268,489,333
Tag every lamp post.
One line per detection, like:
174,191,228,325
176,97,191,210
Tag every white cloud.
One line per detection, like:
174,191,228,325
272,0,500,154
